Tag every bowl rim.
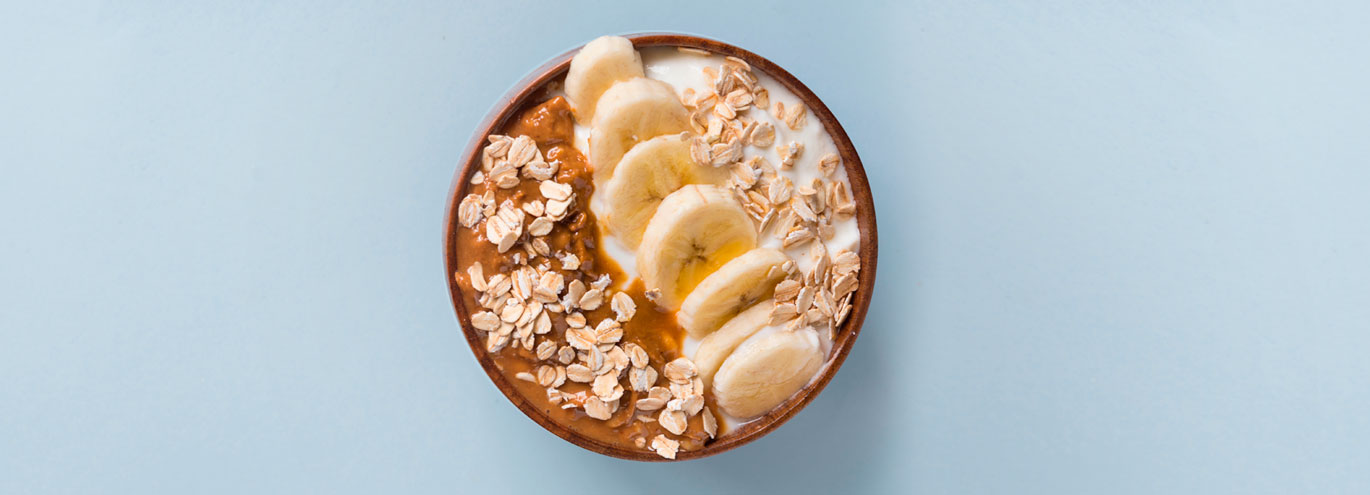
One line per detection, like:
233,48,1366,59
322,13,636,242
442,32,879,462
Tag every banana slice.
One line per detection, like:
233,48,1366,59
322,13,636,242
565,35,644,124
588,78,690,184
594,134,729,249
637,185,756,310
712,327,825,419
678,248,790,338
692,301,772,391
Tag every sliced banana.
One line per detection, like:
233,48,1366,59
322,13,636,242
594,134,730,249
637,185,756,310
565,35,644,125
588,78,690,184
712,327,825,419
677,248,790,338
692,301,772,391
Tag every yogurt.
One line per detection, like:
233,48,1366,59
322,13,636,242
572,46,862,431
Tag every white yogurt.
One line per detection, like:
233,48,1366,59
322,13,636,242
640,47,861,274
576,48,861,284
571,47,860,432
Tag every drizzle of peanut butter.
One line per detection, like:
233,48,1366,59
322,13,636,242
453,95,710,452
505,96,576,146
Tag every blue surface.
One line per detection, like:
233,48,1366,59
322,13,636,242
3,1,1368,493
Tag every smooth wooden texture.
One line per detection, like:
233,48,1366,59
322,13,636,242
442,33,879,461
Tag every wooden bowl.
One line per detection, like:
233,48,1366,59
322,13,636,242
443,33,879,461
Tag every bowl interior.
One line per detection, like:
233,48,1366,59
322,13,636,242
443,33,878,461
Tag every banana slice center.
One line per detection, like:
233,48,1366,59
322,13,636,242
677,239,748,300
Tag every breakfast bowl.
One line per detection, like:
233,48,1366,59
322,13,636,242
443,33,878,461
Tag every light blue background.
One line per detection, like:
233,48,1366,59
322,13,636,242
3,1,1367,493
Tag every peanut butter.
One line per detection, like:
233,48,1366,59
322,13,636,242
452,96,711,452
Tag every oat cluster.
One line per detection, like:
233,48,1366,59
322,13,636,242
769,244,861,340
457,135,572,253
